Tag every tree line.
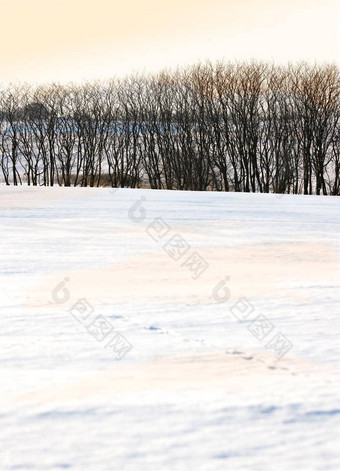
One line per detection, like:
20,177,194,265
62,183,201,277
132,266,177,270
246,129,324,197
0,61,339,195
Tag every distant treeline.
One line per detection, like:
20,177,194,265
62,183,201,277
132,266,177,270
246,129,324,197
0,62,339,194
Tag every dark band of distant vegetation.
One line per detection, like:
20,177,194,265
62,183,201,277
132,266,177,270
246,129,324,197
0,61,339,195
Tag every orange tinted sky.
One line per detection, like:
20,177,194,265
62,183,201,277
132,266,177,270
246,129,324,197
0,0,339,84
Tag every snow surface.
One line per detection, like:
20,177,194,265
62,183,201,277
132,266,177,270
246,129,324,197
0,186,340,470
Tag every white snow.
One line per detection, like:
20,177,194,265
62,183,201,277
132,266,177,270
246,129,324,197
1,186,340,470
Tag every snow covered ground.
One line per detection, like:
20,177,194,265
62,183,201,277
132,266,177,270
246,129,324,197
1,186,340,470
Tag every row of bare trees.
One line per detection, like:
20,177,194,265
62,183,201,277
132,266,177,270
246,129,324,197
1,62,339,194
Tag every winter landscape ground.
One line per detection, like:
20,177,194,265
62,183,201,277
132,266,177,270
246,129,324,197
1,186,340,470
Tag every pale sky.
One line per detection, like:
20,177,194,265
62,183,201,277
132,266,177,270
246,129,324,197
0,0,339,84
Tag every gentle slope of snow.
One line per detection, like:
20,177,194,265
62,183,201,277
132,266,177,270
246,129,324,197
1,187,339,470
